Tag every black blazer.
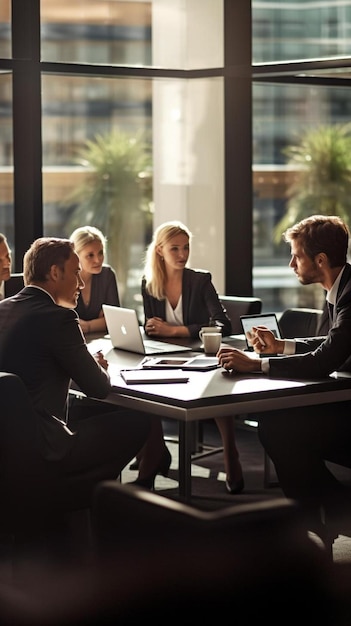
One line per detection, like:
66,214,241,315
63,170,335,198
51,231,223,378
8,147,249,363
0,286,111,421
142,268,232,339
269,263,351,378
75,265,120,321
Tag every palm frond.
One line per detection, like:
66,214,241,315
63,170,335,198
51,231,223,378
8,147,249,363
274,123,351,244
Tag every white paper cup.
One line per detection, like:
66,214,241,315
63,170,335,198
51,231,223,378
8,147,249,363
199,326,221,341
202,332,222,355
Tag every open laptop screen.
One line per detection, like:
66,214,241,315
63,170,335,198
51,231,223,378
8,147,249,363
240,313,282,350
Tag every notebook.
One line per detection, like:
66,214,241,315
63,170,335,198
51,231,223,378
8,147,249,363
120,369,189,384
240,313,282,350
102,305,192,355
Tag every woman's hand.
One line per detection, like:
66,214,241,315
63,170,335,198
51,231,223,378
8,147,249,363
145,316,165,335
79,318,91,334
217,347,262,373
145,316,187,337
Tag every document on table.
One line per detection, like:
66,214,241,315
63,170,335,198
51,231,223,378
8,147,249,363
119,368,189,385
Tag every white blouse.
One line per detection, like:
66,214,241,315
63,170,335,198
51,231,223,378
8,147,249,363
165,295,184,326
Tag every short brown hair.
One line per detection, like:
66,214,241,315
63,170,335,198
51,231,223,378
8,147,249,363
283,215,349,268
24,237,74,285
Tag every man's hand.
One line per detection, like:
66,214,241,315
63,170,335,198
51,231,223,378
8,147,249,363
247,325,283,355
217,347,262,373
94,350,109,371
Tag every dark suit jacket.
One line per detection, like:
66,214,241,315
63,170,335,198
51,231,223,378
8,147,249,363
0,286,111,421
269,263,351,378
142,268,232,339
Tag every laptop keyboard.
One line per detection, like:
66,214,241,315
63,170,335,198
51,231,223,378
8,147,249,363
144,339,172,351
143,338,191,353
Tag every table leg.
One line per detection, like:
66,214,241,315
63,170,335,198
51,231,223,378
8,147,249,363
178,421,193,502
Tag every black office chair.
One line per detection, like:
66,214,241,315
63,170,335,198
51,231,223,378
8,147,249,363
0,372,91,570
0,482,333,624
86,481,333,624
4,273,24,298
278,307,324,338
219,295,262,334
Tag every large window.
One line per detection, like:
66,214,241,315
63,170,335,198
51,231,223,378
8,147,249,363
3,1,351,315
39,0,225,314
252,1,351,311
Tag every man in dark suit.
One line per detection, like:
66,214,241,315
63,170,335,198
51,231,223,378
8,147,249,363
0,232,25,298
0,232,11,301
0,237,151,514
217,215,351,536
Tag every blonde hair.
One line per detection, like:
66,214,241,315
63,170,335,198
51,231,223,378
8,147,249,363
70,226,106,256
144,221,192,300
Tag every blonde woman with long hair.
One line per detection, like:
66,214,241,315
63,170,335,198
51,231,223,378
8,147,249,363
132,221,244,494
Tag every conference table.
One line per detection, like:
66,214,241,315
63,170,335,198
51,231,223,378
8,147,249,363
83,333,351,502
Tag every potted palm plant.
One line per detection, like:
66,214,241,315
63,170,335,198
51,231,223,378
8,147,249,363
63,129,153,302
274,122,351,244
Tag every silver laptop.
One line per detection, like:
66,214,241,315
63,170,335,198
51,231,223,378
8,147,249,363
102,305,192,355
240,312,282,350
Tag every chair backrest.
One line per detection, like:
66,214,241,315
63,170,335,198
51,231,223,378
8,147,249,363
0,372,61,531
219,295,262,334
4,273,24,298
89,481,331,623
278,307,324,338
92,480,315,557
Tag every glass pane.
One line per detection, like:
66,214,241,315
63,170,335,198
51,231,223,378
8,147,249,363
42,72,225,315
152,76,225,292
253,81,351,312
0,71,14,257
40,0,223,69
0,1,11,58
40,0,152,67
253,0,351,63
42,73,152,314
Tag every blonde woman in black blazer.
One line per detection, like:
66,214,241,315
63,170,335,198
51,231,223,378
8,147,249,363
70,226,120,335
132,221,244,495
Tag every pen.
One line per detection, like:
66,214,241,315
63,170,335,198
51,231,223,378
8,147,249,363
252,328,266,348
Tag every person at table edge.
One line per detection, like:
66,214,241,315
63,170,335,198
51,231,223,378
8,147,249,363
217,214,351,537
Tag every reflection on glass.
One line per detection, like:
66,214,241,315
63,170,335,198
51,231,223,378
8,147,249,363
253,0,351,63
40,0,223,70
0,1,11,59
40,0,152,66
0,72,14,254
